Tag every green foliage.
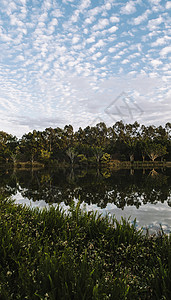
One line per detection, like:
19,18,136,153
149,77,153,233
0,131,18,163
92,146,104,164
146,143,168,161
66,147,78,164
101,153,111,163
77,154,87,163
40,149,52,161
0,197,170,299
0,121,171,165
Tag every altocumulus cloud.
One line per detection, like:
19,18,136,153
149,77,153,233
0,0,170,137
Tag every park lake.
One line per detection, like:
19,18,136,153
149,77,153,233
1,166,171,234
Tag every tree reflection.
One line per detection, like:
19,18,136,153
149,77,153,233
0,167,171,209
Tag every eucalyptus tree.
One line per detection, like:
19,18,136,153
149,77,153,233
113,120,125,140
0,131,18,163
124,122,140,161
43,127,55,152
110,121,127,158
63,125,75,148
165,122,171,139
42,127,65,160
82,125,99,147
141,125,157,141
10,146,20,165
20,130,43,163
165,123,171,160
92,146,104,164
66,148,78,165
95,122,109,148
75,127,85,144
137,124,157,161
145,143,168,162
108,126,117,144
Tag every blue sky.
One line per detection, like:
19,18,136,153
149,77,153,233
0,0,171,137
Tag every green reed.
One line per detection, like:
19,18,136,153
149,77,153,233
0,196,170,299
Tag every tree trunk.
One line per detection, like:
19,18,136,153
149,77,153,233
130,154,134,162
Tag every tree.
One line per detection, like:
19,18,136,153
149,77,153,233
43,127,55,152
10,146,20,165
165,122,171,139
20,130,43,163
95,122,109,147
146,143,168,162
92,146,104,164
123,122,140,161
138,140,147,162
63,125,75,148
141,125,157,141
66,148,78,165
0,131,18,163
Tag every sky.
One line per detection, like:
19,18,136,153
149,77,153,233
0,0,171,137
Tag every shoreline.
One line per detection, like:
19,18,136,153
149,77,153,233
0,160,171,170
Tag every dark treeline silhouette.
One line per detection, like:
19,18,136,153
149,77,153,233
0,121,171,165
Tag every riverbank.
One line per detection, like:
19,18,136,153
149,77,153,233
0,197,170,299
1,160,171,171
108,160,171,169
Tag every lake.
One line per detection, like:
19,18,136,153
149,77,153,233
1,166,171,234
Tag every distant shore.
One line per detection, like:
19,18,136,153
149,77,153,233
0,160,171,171
109,160,171,169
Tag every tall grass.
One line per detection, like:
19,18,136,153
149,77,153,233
0,196,170,299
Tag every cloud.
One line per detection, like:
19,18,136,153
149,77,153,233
150,59,162,68
120,1,136,15
92,52,102,60
110,15,120,23
148,0,161,4
108,47,117,53
79,0,91,11
86,36,95,44
108,26,118,33
92,18,109,31
132,9,151,25
166,2,171,9
72,36,80,44
85,16,95,24
94,39,106,48
121,59,129,64
105,3,112,11
160,46,171,57
0,0,170,137
19,0,27,5
148,16,163,30
151,36,171,47
63,0,74,4
16,116,67,130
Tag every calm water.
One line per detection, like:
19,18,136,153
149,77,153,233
1,167,171,234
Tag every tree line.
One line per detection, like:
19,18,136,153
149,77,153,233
0,121,171,165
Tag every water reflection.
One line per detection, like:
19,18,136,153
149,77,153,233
0,167,171,208
0,167,171,233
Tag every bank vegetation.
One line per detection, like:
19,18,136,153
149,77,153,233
0,197,170,299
